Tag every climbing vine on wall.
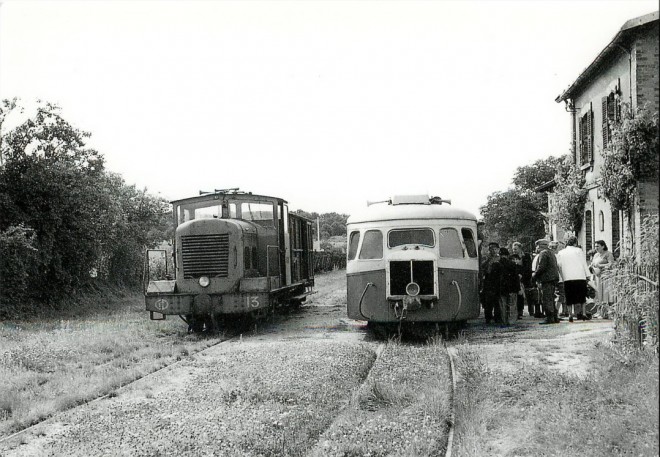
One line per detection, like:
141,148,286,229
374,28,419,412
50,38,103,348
550,154,588,232
600,104,659,213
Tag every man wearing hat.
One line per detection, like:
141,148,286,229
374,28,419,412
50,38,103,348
531,238,560,324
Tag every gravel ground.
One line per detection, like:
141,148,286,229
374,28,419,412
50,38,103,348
0,269,617,456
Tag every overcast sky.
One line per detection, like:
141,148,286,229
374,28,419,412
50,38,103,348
1,0,657,217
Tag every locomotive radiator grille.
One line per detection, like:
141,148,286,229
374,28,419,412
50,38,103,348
389,260,434,296
181,234,230,279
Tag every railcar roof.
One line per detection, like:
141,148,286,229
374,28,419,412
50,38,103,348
348,203,477,224
171,192,287,206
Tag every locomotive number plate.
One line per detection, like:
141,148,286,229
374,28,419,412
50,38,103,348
246,296,260,308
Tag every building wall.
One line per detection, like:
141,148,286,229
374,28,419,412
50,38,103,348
571,51,630,254
569,22,659,258
632,23,660,113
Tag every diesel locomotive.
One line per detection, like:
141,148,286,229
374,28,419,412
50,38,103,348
346,195,481,332
144,189,314,331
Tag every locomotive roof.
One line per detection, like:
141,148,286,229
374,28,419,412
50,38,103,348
348,202,477,225
171,192,288,206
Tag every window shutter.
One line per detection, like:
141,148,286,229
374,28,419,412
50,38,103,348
602,97,609,147
579,115,584,165
587,107,594,164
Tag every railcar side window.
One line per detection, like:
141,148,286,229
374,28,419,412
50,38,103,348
388,228,434,248
461,228,478,258
359,230,383,260
347,231,360,260
438,228,464,258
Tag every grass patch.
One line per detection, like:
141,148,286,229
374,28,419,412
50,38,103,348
452,340,659,456
0,288,222,437
310,338,452,457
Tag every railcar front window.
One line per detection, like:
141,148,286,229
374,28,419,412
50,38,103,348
359,230,383,260
388,228,434,248
241,202,275,227
438,228,464,258
461,228,478,258
347,231,360,260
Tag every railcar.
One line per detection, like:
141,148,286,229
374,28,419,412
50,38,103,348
346,195,480,332
144,189,314,332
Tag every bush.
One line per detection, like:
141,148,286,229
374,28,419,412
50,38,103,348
606,215,659,351
0,225,37,315
0,100,171,315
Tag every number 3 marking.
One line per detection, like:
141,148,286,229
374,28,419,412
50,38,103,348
247,296,260,308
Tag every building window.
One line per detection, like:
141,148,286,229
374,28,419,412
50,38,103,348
602,91,621,148
585,210,593,252
579,105,594,166
612,210,621,259
599,211,605,231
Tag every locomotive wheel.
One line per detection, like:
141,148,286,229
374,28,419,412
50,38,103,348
367,322,392,339
187,315,205,333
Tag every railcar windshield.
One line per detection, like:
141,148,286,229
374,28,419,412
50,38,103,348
388,228,434,248
359,230,383,259
175,199,275,227
438,228,464,258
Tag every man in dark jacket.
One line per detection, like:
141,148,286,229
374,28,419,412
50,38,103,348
512,242,533,318
531,239,560,324
480,242,502,324
499,248,519,325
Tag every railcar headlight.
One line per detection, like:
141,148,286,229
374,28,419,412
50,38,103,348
406,282,420,296
199,276,210,288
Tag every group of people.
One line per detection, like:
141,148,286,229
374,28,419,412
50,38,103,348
479,236,615,325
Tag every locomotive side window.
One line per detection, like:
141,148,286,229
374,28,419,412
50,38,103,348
438,228,464,258
241,202,275,227
359,230,383,260
461,228,478,258
347,231,360,260
388,228,434,248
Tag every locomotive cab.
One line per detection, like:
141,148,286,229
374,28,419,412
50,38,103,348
144,190,314,330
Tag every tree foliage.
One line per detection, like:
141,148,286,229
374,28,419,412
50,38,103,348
293,210,348,240
0,100,170,312
600,105,659,212
511,155,563,212
549,155,588,232
480,189,546,248
480,156,559,247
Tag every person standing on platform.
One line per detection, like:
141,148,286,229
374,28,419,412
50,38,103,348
480,242,503,324
532,239,560,324
556,235,591,322
512,242,532,318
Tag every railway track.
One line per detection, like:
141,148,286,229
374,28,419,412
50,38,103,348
0,331,240,449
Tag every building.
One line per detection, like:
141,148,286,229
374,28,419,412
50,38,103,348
554,11,659,258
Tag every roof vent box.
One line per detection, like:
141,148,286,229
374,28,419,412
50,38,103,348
391,195,430,205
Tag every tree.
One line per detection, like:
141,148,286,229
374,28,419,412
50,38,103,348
480,156,560,248
480,189,546,248
0,101,170,310
549,155,588,232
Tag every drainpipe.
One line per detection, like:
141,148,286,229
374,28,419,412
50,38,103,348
615,43,633,115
